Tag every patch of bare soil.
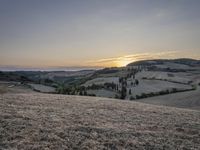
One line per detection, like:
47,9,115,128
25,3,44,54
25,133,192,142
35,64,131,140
0,93,199,149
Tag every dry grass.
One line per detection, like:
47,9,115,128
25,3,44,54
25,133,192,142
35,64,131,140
0,93,199,150
0,86,7,94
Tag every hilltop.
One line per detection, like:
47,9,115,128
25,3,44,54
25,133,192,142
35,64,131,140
127,58,200,68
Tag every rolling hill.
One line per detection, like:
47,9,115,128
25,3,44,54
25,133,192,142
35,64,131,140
139,86,200,110
127,58,200,68
0,92,199,149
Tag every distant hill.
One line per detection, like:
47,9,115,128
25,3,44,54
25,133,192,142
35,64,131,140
1,58,200,108
127,58,200,67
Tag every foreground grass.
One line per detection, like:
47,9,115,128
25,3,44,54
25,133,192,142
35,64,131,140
0,93,199,149
0,87,7,94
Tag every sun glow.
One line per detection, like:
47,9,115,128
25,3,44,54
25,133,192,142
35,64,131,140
87,51,180,68
116,59,133,67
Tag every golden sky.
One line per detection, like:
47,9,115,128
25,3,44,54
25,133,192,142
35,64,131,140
0,0,200,69
86,51,200,67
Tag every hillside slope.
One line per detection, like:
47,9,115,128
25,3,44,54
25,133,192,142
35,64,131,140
127,58,200,68
0,93,199,149
139,87,200,110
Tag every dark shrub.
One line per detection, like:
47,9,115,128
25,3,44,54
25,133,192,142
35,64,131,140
120,86,127,99
136,95,140,99
171,88,178,93
130,96,135,100
87,94,96,97
135,79,139,86
129,89,132,95
84,91,87,96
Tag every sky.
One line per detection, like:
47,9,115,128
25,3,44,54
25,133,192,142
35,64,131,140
0,0,200,69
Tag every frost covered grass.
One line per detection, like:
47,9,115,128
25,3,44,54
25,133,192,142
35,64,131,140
0,93,199,149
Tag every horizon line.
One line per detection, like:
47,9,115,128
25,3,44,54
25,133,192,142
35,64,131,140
0,57,199,71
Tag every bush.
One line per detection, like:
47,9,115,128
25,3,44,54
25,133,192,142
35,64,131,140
192,85,197,90
135,79,139,85
136,95,140,99
158,90,170,95
56,85,66,94
87,94,96,97
134,88,195,100
104,82,117,90
79,91,83,95
171,88,177,93
134,93,147,99
141,93,148,98
130,96,135,100
84,91,87,96
148,92,156,97
115,94,120,99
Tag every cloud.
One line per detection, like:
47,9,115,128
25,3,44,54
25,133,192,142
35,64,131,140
87,51,179,67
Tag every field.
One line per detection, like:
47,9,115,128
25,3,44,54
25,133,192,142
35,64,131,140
139,87,200,110
0,82,34,94
83,77,119,87
28,83,56,93
0,93,199,149
136,71,192,84
83,75,193,99
87,89,117,98
127,79,192,98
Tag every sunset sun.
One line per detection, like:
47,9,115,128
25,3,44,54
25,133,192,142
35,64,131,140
116,59,132,67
